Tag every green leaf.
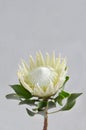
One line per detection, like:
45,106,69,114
37,110,44,116
55,90,70,106
32,108,45,116
61,100,76,111
59,90,70,98
48,101,56,109
26,108,36,116
55,96,63,106
10,84,32,99
67,93,82,102
32,100,49,116
60,93,82,111
38,100,47,110
19,99,36,106
6,93,21,100
48,93,82,114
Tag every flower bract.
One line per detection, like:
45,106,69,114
17,52,67,98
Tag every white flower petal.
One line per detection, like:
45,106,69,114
29,55,35,70
17,72,33,93
33,83,44,97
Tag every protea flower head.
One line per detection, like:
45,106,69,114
17,52,67,98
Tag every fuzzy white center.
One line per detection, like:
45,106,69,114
29,67,56,87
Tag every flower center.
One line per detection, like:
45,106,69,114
28,67,57,87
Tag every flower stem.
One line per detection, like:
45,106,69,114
43,105,48,130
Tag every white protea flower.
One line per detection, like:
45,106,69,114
17,52,67,98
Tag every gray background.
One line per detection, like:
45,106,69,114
0,0,86,130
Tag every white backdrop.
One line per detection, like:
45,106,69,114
0,0,85,130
